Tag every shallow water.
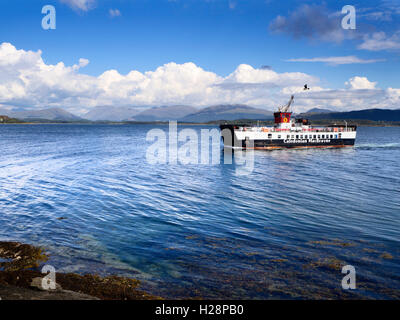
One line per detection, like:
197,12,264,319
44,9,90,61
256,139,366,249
0,124,399,299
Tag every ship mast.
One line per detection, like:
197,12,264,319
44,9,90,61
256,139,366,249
278,95,294,113
274,95,294,126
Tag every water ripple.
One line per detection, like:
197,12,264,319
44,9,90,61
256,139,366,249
0,124,399,298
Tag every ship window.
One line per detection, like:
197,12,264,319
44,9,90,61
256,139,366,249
296,135,299,139
287,135,290,139
305,135,308,139
322,135,325,138
300,135,303,139
291,135,294,139
318,135,320,139
330,135,333,139
339,133,342,138
278,135,281,139
268,134,272,139
313,135,316,139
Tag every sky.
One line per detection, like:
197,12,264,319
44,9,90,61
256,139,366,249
0,0,399,115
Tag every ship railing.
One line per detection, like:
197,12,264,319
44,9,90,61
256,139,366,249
237,127,355,133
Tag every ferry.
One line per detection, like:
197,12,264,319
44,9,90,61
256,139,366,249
220,95,357,150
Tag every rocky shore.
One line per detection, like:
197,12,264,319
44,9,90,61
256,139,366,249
0,241,160,300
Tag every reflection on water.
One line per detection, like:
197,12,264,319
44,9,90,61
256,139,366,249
0,124,399,299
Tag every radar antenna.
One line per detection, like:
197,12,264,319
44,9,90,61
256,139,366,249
278,95,294,113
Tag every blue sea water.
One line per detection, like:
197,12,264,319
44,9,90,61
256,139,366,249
0,124,399,299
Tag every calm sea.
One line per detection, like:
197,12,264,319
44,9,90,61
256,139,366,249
0,124,399,299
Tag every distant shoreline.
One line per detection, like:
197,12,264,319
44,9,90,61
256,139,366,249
1,120,400,127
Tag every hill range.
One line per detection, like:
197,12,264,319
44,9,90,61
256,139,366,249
0,107,83,121
0,105,399,123
298,109,400,122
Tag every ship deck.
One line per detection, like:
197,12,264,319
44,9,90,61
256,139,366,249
234,126,356,133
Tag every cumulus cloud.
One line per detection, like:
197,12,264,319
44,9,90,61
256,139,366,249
109,9,121,18
292,88,388,111
269,4,356,43
221,64,317,87
358,31,400,51
345,76,377,89
386,88,400,105
286,56,385,66
72,58,90,71
60,0,96,12
0,42,399,115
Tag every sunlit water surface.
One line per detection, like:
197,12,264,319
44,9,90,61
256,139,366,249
0,125,399,299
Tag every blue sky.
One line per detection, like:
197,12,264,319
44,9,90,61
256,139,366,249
0,0,399,113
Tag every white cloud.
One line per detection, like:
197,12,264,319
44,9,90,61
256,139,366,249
0,42,398,115
286,56,385,66
345,76,377,90
387,87,400,98
358,31,400,51
72,58,90,71
222,64,317,86
109,9,121,18
60,0,96,12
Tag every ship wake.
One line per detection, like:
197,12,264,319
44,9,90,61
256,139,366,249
356,143,400,149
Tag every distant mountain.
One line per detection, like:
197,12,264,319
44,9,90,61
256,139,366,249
180,105,273,123
130,105,198,121
83,106,140,121
0,107,82,121
304,108,333,114
305,109,400,121
4,105,395,123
